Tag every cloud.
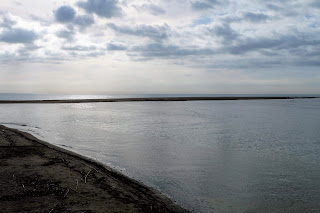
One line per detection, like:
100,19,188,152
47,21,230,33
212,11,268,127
191,1,213,10
210,24,239,43
60,45,106,60
137,4,166,16
77,0,122,18
74,15,95,28
191,0,222,10
54,6,76,23
229,34,320,55
85,51,106,57
222,12,269,24
192,16,211,26
55,7,94,28
305,48,320,57
14,1,22,6
0,28,38,44
0,52,16,63
266,3,282,11
29,15,51,26
56,29,75,40
18,44,41,56
0,16,17,28
295,59,320,67
108,23,169,41
131,43,215,59
310,1,320,8
264,2,299,17
243,12,269,23
62,45,97,51
107,43,127,51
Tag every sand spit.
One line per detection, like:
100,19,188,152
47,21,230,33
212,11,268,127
0,96,318,104
0,125,189,213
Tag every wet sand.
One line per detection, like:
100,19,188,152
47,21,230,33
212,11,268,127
0,125,189,213
0,96,317,104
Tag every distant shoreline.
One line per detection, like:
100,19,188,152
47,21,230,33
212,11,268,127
0,96,318,104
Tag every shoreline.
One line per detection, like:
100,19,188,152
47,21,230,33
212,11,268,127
0,96,318,104
0,125,189,212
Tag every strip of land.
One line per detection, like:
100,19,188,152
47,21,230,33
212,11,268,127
0,96,318,104
0,125,188,213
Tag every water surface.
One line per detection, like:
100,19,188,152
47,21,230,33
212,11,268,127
0,98,319,212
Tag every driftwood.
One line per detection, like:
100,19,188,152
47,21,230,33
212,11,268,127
84,170,92,184
63,188,70,198
48,205,56,213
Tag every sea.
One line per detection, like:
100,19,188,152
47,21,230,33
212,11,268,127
0,94,319,212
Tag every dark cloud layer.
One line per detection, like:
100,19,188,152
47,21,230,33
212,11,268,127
0,28,38,43
211,24,239,43
56,29,74,40
107,43,127,51
310,1,320,8
264,1,299,17
77,0,122,18
131,43,215,58
74,15,95,28
191,0,221,10
0,17,16,28
17,44,41,57
55,6,76,23
222,12,269,24
191,1,213,10
138,4,166,16
243,12,269,23
108,23,169,41
229,34,320,55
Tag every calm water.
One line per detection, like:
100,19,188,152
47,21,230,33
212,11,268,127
0,98,319,212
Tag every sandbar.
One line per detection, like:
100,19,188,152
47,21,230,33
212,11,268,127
0,96,318,104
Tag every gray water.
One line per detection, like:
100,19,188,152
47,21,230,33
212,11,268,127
0,99,319,212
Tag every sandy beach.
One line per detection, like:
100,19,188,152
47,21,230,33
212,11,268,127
0,125,189,213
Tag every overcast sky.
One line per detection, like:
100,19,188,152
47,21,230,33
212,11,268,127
0,0,319,94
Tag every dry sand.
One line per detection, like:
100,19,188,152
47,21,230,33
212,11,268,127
0,125,189,213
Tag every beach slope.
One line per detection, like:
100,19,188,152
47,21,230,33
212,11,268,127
0,125,188,213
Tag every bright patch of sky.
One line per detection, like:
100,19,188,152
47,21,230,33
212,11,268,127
0,0,319,94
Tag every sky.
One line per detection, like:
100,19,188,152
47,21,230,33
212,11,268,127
0,0,319,94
